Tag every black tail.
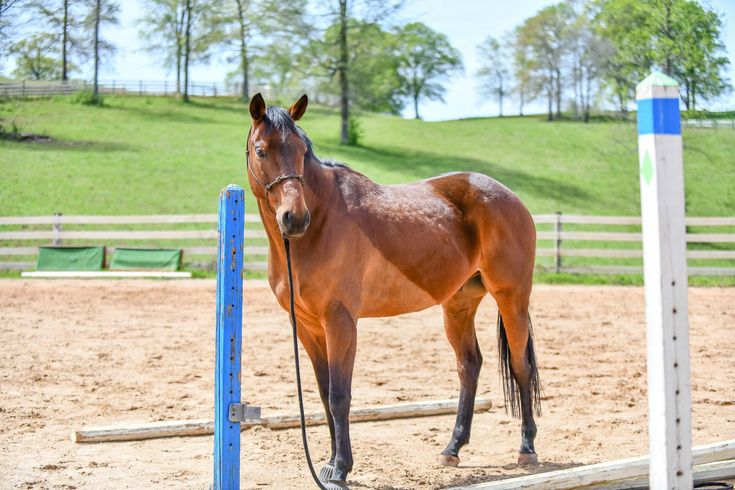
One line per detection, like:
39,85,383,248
497,313,542,418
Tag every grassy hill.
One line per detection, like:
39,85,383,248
1,95,733,284
2,95,733,217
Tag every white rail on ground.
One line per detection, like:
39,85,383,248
447,440,735,490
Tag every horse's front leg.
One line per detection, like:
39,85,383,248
297,326,337,474
323,303,357,486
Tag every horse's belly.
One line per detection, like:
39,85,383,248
357,254,469,317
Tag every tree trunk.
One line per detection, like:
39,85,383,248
584,73,591,123
235,0,249,102
183,0,192,103
338,0,349,144
573,62,580,118
498,75,503,117
413,90,420,120
519,86,524,116
664,1,673,74
61,0,69,81
176,5,185,96
692,82,696,112
554,68,562,119
93,0,100,99
547,88,553,121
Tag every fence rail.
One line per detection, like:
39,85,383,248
682,119,735,129
0,80,244,98
1,213,734,276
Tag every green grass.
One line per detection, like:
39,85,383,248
1,95,734,284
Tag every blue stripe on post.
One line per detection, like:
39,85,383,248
637,98,681,135
214,184,244,490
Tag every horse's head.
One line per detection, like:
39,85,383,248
247,93,311,239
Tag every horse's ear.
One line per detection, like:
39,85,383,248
249,93,266,122
288,94,308,121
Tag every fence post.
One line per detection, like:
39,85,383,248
139,80,143,96
164,80,168,95
53,212,63,245
636,71,692,490
22,80,26,97
213,83,217,97
214,185,244,489
554,211,563,273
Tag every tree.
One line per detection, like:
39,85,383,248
565,3,612,121
32,0,83,80
0,0,21,41
223,0,309,102
138,0,225,101
10,32,59,79
476,36,509,117
302,19,403,115
507,27,541,116
83,0,119,99
306,0,403,144
517,3,574,120
592,0,651,114
0,0,23,69
594,0,729,113
650,0,729,111
395,22,462,120
139,0,187,95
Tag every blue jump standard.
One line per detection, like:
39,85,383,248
213,185,245,490
637,98,681,135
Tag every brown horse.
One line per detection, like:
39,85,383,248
245,93,541,488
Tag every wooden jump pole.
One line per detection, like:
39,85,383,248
636,72,692,489
214,184,245,490
72,398,493,443
449,440,735,490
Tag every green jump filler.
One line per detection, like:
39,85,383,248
636,72,692,490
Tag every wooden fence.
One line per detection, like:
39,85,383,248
681,119,735,129
0,80,241,98
1,213,734,275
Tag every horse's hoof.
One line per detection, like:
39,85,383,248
323,482,349,490
436,454,460,467
318,463,335,482
518,452,539,466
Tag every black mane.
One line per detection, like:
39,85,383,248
263,106,347,169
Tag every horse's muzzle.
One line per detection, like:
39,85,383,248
279,210,311,239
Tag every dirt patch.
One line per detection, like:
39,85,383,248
0,280,732,489
0,131,54,143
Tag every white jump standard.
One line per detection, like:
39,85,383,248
636,71,692,490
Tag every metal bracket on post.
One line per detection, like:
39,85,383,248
228,403,261,423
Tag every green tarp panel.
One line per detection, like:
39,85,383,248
109,248,182,271
37,246,105,271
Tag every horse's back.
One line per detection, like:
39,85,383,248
426,171,537,290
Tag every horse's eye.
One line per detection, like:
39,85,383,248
256,148,266,158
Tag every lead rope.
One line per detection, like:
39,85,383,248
284,237,329,490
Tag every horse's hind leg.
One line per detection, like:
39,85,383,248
437,276,486,467
492,288,541,465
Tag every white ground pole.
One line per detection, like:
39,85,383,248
636,72,693,489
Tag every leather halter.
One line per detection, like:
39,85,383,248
245,126,305,213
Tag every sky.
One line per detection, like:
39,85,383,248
64,0,735,120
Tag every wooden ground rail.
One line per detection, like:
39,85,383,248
2,213,734,275
449,440,735,490
73,398,492,443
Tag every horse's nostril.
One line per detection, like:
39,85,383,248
283,211,293,226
